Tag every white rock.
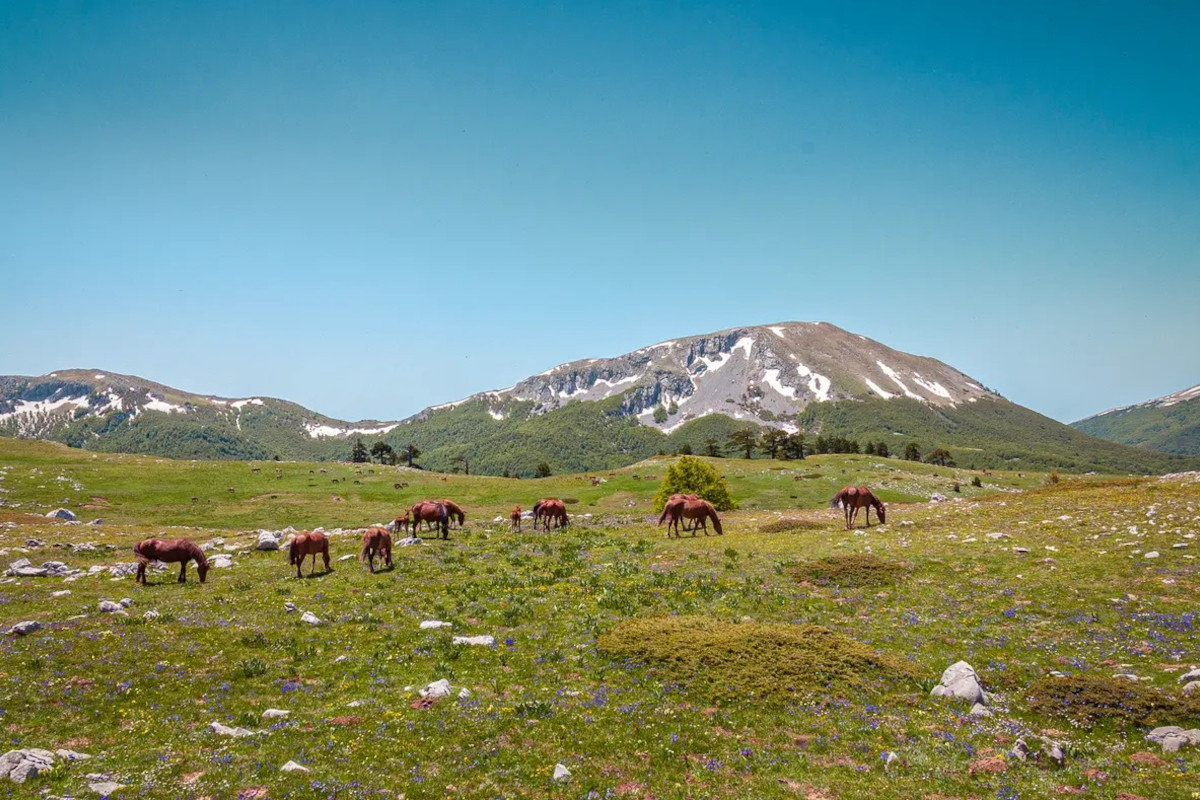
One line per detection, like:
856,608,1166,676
553,763,571,782
9,621,40,636
419,620,452,630
98,600,122,613
255,533,281,551
51,590,71,598
280,760,309,773
458,687,471,699
930,661,986,706
119,597,133,608
420,679,452,699
209,721,256,738
452,635,495,646
338,554,355,561
284,602,297,613
300,611,321,625
262,709,290,719
89,780,123,794
46,508,77,521
143,610,160,620
1144,551,1160,559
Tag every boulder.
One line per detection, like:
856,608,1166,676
419,620,452,630
9,621,40,636
262,709,290,719
1177,668,1200,684
98,600,123,613
255,533,281,551
452,635,495,646
46,508,76,521
300,611,321,625
930,661,986,706
553,764,571,782
209,721,256,738
420,679,452,699
280,760,309,773
0,748,57,783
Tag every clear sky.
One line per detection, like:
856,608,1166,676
2,1,1197,423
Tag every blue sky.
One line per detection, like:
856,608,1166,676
2,1,1197,423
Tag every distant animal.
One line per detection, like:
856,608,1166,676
830,486,886,529
511,505,522,532
658,495,723,538
360,526,393,573
531,498,568,531
133,538,210,584
390,511,410,532
288,531,332,578
410,500,450,539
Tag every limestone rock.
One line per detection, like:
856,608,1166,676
930,661,986,706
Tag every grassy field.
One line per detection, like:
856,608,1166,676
1,438,1198,799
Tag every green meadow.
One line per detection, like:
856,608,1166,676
0,438,1197,799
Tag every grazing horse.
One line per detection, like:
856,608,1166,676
511,505,522,532
289,531,332,577
532,498,568,531
658,495,723,538
133,538,209,584
830,486,886,529
360,526,393,573
390,511,410,532
439,499,466,528
410,500,450,539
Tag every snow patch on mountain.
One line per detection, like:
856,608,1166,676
305,422,400,439
762,369,796,399
231,398,265,409
143,393,187,414
911,374,953,401
876,361,923,401
864,378,895,400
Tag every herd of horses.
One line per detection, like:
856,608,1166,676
128,486,887,583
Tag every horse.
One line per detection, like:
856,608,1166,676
658,495,722,538
510,505,522,532
410,500,450,539
439,499,466,528
360,526,393,572
390,511,410,532
532,498,568,531
830,486,886,529
133,538,209,584
288,531,332,577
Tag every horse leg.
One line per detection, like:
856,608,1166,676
324,549,331,572
178,562,187,583
865,505,872,527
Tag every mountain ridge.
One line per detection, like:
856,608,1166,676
1071,382,1200,456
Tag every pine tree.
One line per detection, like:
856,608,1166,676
760,429,788,459
350,438,369,463
727,429,759,459
403,443,421,467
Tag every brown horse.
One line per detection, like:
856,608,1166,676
410,500,450,539
133,538,209,584
391,511,410,532
532,498,568,531
510,505,522,532
439,499,466,528
658,495,723,537
830,486,886,529
289,531,332,577
360,526,393,572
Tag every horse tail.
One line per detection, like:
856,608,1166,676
830,489,845,509
658,504,671,526
288,538,300,566
360,534,370,563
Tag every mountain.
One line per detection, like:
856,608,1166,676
3,323,1198,475
1071,383,1200,456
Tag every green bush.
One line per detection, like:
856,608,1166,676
759,517,824,533
1026,675,1200,727
651,455,736,512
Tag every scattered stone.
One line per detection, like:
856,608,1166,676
255,532,281,551
280,760,309,773
209,721,256,738
1039,736,1066,766
333,655,348,664
51,590,71,597
420,620,452,630
338,554,355,562
209,554,234,569
420,679,452,699
458,688,471,699
9,621,41,636
1113,673,1140,682
98,600,123,613
452,635,495,646
1010,739,1030,762
395,537,424,547
46,508,77,521
930,494,947,503
300,611,321,625
969,703,992,717
1144,551,1160,559
284,602,297,613
930,661,986,706
1145,726,1200,753
89,780,123,794
0,748,57,783
119,597,133,608
553,763,571,782
88,518,103,526
1013,547,1030,554
1177,668,1200,684
262,709,290,719
1182,681,1200,694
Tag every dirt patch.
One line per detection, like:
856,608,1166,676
597,615,917,704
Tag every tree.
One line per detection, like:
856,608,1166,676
535,461,552,478
783,432,806,460
727,429,758,459
704,438,723,458
653,405,668,423
678,442,694,456
875,441,890,458
864,441,876,455
350,438,369,463
903,442,921,462
652,455,737,512
450,453,470,475
403,443,421,467
760,429,788,460
926,448,954,467
370,441,395,465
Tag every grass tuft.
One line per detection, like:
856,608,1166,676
597,615,918,703
759,517,825,533
1026,675,1200,727
791,553,911,587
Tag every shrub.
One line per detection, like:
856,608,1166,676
759,517,824,533
597,615,917,703
791,554,911,587
971,476,983,488
652,455,736,512
1026,676,1200,728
